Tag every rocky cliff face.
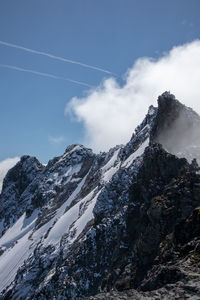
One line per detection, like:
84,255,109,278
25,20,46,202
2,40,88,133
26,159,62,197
150,91,200,163
0,156,44,236
0,92,200,300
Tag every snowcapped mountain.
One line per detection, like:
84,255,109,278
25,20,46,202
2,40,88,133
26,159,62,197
0,92,200,299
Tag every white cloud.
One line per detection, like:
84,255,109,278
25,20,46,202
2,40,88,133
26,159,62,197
66,40,200,152
0,157,20,192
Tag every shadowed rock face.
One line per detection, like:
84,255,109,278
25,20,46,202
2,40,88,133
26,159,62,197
150,91,200,163
0,93,200,300
0,156,44,234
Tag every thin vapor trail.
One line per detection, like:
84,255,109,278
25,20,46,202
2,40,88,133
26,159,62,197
0,64,93,88
0,40,114,75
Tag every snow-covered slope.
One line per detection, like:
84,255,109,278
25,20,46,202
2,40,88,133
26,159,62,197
0,92,200,299
0,103,155,297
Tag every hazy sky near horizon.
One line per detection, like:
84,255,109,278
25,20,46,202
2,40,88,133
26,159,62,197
1,0,200,164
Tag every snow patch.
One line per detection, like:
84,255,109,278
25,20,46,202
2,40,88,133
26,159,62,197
101,148,121,182
122,138,149,168
0,230,33,292
102,165,120,182
43,188,99,247
70,191,100,244
0,210,39,249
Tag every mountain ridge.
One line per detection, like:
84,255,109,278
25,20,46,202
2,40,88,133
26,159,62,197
0,92,200,299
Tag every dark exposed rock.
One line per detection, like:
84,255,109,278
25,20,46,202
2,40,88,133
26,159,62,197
0,156,44,234
150,91,200,163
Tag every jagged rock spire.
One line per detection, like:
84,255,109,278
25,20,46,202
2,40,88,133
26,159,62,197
150,92,200,164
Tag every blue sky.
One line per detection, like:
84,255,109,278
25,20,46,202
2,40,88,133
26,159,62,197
0,0,200,163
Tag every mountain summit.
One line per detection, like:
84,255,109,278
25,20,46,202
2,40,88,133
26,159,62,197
150,91,200,163
0,93,200,300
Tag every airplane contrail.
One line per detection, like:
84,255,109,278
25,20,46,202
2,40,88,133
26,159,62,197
0,40,114,75
0,64,93,88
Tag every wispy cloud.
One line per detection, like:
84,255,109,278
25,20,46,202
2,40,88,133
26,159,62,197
66,40,200,152
0,40,114,75
0,157,20,192
0,63,93,88
48,135,65,145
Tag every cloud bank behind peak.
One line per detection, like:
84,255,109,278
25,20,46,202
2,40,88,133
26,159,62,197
66,40,200,152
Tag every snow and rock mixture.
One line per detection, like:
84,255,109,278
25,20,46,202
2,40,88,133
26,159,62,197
0,92,200,300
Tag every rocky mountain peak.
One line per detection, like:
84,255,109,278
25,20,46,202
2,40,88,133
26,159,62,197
150,91,200,163
0,93,200,299
0,156,44,235
151,91,186,143
2,155,43,192
64,143,92,154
